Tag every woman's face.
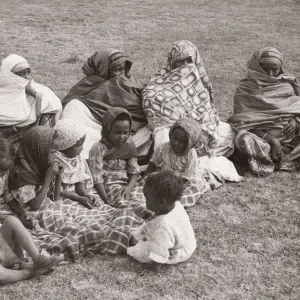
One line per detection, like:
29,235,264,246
13,68,32,80
109,120,130,147
61,135,86,158
170,128,188,155
260,61,281,77
108,62,126,79
173,56,193,69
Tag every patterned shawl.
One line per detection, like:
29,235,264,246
142,40,219,148
61,50,147,134
101,107,137,160
9,126,55,189
169,117,210,156
228,47,300,132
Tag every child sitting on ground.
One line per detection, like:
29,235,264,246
143,117,210,207
0,213,64,285
51,119,101,209
89,107,150,217
127,171,196,269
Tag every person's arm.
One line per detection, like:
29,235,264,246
7,199,33,229
94,183,109,203
53,170,63,201
0,264,34,285
75,182,89,197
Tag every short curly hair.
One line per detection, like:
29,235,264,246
145,171,184,205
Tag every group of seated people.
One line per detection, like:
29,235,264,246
0,40,300,284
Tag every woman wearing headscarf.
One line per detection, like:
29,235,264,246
142,40,235,157
61,50,151,160
88,107,151,218
228,47,300,175
7,126,144,259
0,54,62,153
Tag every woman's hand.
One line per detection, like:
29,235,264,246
25,79,37,97
269,138,282,163
45,162,60,180
121,185,132,201
282,118,297,138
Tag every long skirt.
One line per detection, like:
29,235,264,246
234,131,300,175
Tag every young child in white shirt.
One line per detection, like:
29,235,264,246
127,171,196,270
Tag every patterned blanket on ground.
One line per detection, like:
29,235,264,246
29,198,144,260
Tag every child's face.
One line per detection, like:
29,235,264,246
174,56,193,69
170,128,188,155
62,135,86,158
0,157,12,177
109,120,130,147
260,61,281,77
108,62,126,79
143,184,164,213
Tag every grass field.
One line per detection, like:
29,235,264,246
1,0,300,299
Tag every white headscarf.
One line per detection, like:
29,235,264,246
0,54,62,127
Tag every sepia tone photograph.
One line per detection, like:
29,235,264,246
0,0,299,299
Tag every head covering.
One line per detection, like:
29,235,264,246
82,50,132,80
101,107,137,160
52,119,86,151
9,126,55,189
247,47,284,79
1,54,30,73
169,117,210,156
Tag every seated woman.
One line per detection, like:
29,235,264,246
142,40,235,157
0,54,62,154
7,126,144,259
89,107,152,218
61,50,152,160
228,47,300,175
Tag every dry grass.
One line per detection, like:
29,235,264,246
0,0,300,299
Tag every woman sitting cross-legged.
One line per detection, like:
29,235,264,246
228,47,300,175
0,54,62,155
61,50,151,161
6,126,144,260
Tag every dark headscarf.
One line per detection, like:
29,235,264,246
101,107,137,160
82,50,132,80
9,126,54,189
169,117,210,157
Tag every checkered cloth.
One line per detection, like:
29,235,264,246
29,198,144,260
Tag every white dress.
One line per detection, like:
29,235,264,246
127,201,196,264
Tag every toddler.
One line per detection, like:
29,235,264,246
127,171,196,269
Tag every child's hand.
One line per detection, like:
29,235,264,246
121,185,132,200
77,196,93,209
86,194,101,207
